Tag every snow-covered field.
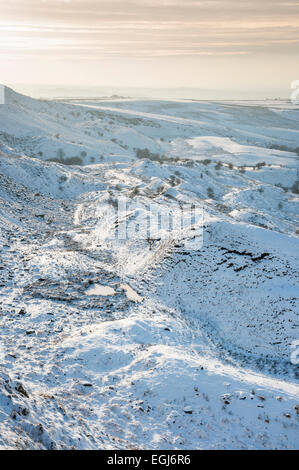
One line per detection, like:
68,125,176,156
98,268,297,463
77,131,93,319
0,87,298,449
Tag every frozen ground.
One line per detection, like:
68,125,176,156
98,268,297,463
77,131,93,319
0,87,298,449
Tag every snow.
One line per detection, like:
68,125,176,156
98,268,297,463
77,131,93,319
85,285,116,296
120,284,144,303
187,136,298,166
0,86,298,449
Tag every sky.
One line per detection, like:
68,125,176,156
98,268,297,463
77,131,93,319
0,0,298,96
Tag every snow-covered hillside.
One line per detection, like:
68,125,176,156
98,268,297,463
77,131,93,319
0,87,298,449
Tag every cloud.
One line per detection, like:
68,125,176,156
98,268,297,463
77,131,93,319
0,0,298,89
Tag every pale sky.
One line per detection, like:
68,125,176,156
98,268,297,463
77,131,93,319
0,0,298,94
